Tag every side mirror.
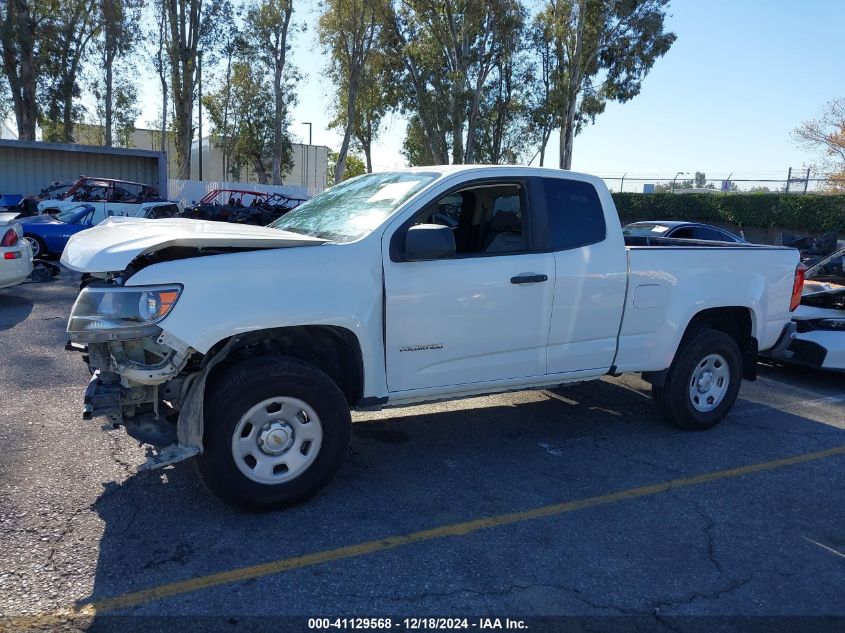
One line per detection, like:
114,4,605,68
404,224,456,261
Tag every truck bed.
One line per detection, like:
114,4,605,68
614,240,799,374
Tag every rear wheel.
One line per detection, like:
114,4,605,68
652,329,742,430
195,355,351,511
23,235,46,258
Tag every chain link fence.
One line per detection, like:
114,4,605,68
598,169,845,194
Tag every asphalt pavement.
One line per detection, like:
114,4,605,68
1,271,844,632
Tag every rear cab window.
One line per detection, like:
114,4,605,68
537,177,606,250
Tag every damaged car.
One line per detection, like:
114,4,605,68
765,246,845,371
59,167,803,512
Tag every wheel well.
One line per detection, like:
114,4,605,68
210,326,364,406
643,307,756,387
684,307,753,353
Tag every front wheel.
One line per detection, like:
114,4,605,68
195,355,351,511
652,328,743,431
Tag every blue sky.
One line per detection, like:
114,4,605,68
138,0,844,184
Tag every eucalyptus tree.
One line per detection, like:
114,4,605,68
0,0,43,140
386,0,526,165
161,0,227,179
38,0,104,142
537,0,676,169
248,0,295,185
319,0,383,183
96,0,143,146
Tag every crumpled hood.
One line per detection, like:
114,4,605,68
61,216,326,273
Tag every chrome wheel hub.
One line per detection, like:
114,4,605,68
689,353,730,413
231,397,323,485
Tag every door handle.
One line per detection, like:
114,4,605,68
510,274,548,284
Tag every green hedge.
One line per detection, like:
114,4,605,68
611,193,845,233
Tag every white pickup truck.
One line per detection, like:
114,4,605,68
62,166,803,511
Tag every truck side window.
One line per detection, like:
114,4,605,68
543,178,605,250
411,183,527,255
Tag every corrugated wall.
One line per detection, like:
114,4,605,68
0,143,164,197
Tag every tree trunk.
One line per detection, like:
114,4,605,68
271,1,293,185
221,47,233,179
104,51,114,146
103,0,115,146
558,2,585,170
335,73,359,184
272,66,285,184
62,79,75,142
538,127,551,166
2,0,38,141
450,82,464,164
559,100,577,170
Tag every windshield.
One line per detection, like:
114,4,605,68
270,172,438,242
623,223,673,237
55,205,91,223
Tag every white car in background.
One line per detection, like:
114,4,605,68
0,222,34,289
766,246,845,372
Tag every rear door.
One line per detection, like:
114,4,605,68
537,176,629,374
383,178,555,393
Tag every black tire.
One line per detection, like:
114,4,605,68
195,355,351,511
24,234,46,258
651,328,742,431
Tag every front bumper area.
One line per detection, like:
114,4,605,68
68,335,203,470
83,370,123,420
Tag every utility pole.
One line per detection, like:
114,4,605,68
803,167,811,194
620,173,627,193
785,167,792,193
198,50,203,181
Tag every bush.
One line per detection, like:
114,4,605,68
611,193,845,233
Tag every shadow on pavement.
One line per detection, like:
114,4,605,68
0,293,33,331
80,377,845,622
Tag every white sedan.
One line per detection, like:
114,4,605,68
0,222,34,289
765,246,845,372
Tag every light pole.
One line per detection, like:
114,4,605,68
302,122,312,192
671,171,686,193
620,172,627,193
197,50,203,181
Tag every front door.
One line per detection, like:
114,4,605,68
383,180,555,393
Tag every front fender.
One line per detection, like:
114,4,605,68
125,239,388,398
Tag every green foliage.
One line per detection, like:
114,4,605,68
402,114,436,166
328,150,366,180
536,0,676,168
204,59,294,184
387,0,529,165
612,193,845,233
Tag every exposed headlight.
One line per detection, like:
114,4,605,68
67,285,182,342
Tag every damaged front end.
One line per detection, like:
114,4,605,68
66,280,214,470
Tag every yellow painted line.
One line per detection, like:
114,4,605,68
11,444,845,628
